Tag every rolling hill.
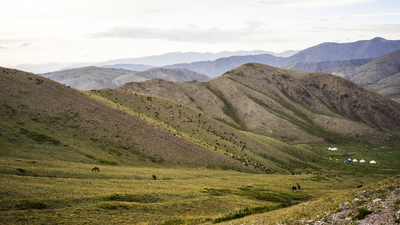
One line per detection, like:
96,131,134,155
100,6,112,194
41,66,210,90
118,63,400,148
331,49,400,103
1,66,331,175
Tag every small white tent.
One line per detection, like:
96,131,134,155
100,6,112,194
370,160,376,164
360,159,365,163
353,159,358,163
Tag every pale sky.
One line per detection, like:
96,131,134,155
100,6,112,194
1,0,400,66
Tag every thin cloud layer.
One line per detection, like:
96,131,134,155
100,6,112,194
92,23,274,43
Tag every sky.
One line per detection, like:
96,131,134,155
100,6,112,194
1,0,400,67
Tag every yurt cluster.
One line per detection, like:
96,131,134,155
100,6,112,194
345,158,376,164
326,147,377,164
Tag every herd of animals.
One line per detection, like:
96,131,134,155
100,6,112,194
91,167,366,190
92,167,304,190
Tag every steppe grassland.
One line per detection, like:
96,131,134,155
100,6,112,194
0,155,392,224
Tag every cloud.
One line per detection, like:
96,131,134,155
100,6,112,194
91,23,277,44
301,23,400,34
19,42,32,48
82,53,87,57
0,46,7,49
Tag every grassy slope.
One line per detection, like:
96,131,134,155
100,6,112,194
118,63,400,147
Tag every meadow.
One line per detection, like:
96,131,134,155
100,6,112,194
0,150,397,224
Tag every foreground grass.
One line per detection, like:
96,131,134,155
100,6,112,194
217,173,400,225
0,156,393,225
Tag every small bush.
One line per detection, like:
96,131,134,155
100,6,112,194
202,188,232,196
16,200,47,210
97,158,117,165
19,128,60,145
106,193,160,203
161,219,185,225
96,202,128,210
212,203,295,223
353,207,373,220
84,154,96,159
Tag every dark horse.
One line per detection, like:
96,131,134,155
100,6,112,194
92,167,99,172
292,186,297,191
152,175,157,180
297,183,301,190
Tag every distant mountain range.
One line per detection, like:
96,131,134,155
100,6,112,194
160,37,400,78
330,49,400,103
10,50,299,74
41,67,210,90
281,37,400,64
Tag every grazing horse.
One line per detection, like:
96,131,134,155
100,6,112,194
152,175,157,180
357,185,363,188
92,167,99,172
297,183,301,190
292,186,297,191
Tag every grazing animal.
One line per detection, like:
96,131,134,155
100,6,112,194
292,186,297,191
152,175,157,180
297,183,301,190
357,185,363,188
92,167,99,172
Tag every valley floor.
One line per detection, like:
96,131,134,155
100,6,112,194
0,156,397,224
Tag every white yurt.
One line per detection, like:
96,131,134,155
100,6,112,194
360,159,365,163
370,160,377,164
353,159,358,163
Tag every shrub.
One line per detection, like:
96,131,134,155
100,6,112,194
16,168,25,172
353,207,373,220
96,202,128,210
161,219,185,225
19,128,60,145
16,200,47,210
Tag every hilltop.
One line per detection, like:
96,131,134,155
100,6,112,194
119,63,400,147
41,66,210,90
280,37,400,65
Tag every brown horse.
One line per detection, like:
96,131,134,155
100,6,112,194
92,167,99,172
297,183,301,190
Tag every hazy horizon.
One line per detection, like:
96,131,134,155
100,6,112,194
1,0,400,67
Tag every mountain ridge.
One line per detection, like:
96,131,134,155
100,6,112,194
118,63,400,147
41,66,210,90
